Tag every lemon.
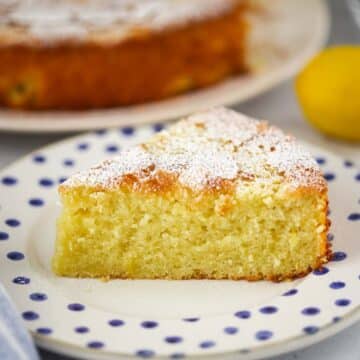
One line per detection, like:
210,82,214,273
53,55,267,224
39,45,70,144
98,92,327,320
295,46,360,141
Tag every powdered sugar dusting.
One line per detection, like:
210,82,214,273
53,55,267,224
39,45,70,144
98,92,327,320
65,107,325,192
0,0,238,44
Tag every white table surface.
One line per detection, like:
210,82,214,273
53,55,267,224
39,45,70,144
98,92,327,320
0,1,359,359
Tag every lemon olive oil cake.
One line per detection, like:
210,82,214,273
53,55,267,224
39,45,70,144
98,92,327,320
53,108,330,280
0,0,250,109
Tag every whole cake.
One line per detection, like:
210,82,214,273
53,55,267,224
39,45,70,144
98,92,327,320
0,0,250,109
53,107,330,281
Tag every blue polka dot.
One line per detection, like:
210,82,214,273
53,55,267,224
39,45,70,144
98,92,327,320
355,173,360,181
1,176,18,186
324,173,335,181
33,155,46,163
327,233,334,241
348,213,360,221
7,251,24,261
183,317,199,322
165,336,183,344
22,311,39,321
39,178,54,187
302,307,320,316
0,231,9,240
95,129,107,136
74,326,89,334
58,177,67,184
30,292,48,301
121,126,135,136
136,350,155,358
303,326,319,335
77,142,89,151
170,353,185,359
335,299,351,307
234,310,251,319
36,327,52,335
330,281,345,289
29,198,44,207
315,157,325,165
344,160,353,167
63,159,75,167
331,251,347,262
5,219,20,227
333,316,341,323
153,123,165,133
141,321,158,329
13,276,30,285
282,289,298,296
313,267,329,275
199,341,215,349
68,303,85,311
255,330,273,341
108,319,125,327
224,326,238,335
106,144,119,153
87,341,104,349
259,306,278,314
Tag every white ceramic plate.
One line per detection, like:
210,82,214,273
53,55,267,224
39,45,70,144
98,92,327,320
0,0,329,133
0,124,359,360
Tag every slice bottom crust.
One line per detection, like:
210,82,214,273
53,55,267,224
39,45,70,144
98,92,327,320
53,108,330,281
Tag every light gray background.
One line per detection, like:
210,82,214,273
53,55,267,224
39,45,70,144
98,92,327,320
0,1,359,359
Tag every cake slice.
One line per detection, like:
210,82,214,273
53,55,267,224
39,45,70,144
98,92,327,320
53,107,330,281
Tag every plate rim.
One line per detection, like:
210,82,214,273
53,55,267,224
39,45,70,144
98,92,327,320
35,309,360,360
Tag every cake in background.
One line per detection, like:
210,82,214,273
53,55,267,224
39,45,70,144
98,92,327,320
53,107,330,281
0,0,251,110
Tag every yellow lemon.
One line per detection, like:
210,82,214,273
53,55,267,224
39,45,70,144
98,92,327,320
295,46,360,141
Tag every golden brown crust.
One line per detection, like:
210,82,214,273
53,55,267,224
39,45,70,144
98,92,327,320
60,171,326,200
0,4,249,110
120,170,181,195
322,199,332,262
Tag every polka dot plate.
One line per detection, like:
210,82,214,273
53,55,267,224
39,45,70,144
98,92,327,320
0,124,359,360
